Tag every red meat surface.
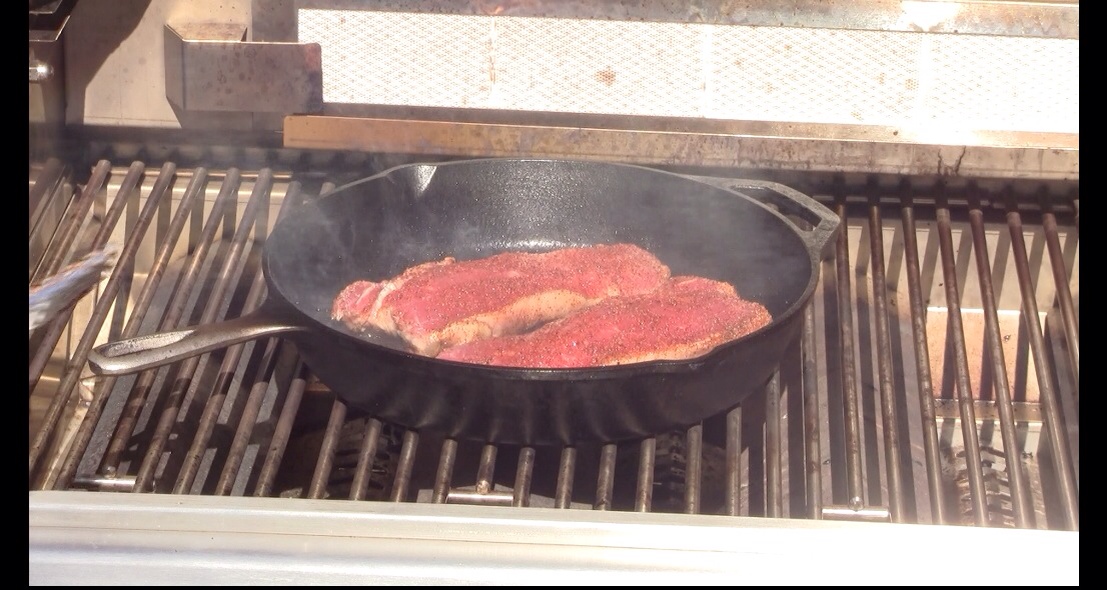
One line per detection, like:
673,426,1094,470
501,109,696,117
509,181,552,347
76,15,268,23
437,276,772,368
331,244,672,356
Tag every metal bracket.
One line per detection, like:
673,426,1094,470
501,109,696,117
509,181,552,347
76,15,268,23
821,505,892,523
164,23,323,114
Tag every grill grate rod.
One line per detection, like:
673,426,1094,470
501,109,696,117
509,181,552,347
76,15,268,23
899,198,947,524
31,160,112,288
764,373,784,518
98,170,241,475
684,424,704,515
253,359,309,497
177,181,305,495
214,339,300,495
1040,204,1079,397
432,439,458,503
725,406,743,516
966,203,1034,528
308,396,348,499
349,418,384,501
934,198,991,526
54,166,205,490
475,444,498,494
595,444,617,510
29,160,115,395
390,431,419,502
132,169,276,493
867,202,906,522
801,304,823,519
634,437,656,512
30,161,147,485
833,200,866,510
555,447,577,508
29,158,69,282
1006,207,1079,530
512,447,536,507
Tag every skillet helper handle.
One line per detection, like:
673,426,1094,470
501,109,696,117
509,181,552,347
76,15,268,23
685,175,841,260
87,308,305,376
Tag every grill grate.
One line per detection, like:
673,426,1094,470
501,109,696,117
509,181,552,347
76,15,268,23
29,158,1079,530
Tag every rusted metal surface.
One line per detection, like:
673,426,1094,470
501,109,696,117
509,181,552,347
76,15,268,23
898,198,946,525
390,431,420,502
934,201,990,526
801,305,822,520
1006,209,1079,530
833,201,865,511
296,0,1078,38
284,116,1078,181
966,205,1034,528
30,162,146,486
97,170,241,476
164,23,322,113
634,438,655,512
867,203,905,522
555,447,577,509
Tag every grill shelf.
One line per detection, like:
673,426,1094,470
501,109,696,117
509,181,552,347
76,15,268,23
29,156,1079,531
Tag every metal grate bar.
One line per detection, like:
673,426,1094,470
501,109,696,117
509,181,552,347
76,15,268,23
555,447,577,509
725,406,743,516
390,430,419,502
867,202,906,523
349,418,384,501
512,447,536,507
32,160,111,286
801,304,823,519
899,198,946,524
634,437,656,512
432,439,458,504
132,169,276,493
765,373,784,518
307,396,348,499
934,199,990,526
1040,204,1079,395
29,161,123,396
966,204,1034,528
99,170,241,474
211,338,288,496
833,201,865,510
175,264,269,491
29,158,65,222
684,424,704,515
178,181,305,495
53,166,204,491
29,313,70,398
594,444,617,510
29,158,69,281
1006,208,1079,530
30,162,149,485
475,444,498,494
253,360,309,497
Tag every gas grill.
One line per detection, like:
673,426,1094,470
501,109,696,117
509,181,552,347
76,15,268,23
29,0,1079,584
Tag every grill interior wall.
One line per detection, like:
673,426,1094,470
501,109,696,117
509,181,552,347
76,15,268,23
29,156,1078,531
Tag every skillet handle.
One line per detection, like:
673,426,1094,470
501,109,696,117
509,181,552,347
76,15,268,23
685,175,841,260
87,306,307,376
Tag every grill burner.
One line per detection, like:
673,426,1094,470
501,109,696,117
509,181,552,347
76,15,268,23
28,154,1078,531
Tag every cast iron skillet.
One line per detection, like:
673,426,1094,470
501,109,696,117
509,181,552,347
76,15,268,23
87,159,839,446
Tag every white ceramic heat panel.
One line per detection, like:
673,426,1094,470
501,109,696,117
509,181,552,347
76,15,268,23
299,9,1078,134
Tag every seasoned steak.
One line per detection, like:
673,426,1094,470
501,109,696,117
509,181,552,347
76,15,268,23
437,276,772,368
331,244,671,356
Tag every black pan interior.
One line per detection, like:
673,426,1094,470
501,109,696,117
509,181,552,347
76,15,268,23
264,159,814,359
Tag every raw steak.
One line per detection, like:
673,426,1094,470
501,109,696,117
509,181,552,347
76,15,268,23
437,276,772,368
331,243,671,356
